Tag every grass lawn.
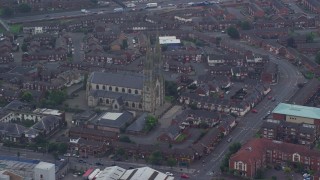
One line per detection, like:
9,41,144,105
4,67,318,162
175,134,187,142
10,24,22,34
0,8,3,16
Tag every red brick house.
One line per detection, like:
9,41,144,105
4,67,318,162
248,3,265,18
229,138,320,178
302,0,320,14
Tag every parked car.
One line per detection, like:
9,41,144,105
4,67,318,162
268,96,272,100
181,174,189,179
78,159,86,163
96,162,104,166
63,153,71,157
166,172,173,176
251,109,258,113
227,137,232,143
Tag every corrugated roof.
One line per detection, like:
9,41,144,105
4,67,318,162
272,103,320,120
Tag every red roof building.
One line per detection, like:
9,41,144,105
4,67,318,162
229,138,320,178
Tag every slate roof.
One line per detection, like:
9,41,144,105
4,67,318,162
90,90,142,102
0,122,27,137
91,111,134,128
32,115,61,132
89,72,143,89
272,103,320,120
126,113,148,133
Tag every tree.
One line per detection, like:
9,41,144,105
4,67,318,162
48,143,58,153
17,151,20,160
306,32,315,43
121,39,128,49
2,7,14,17
144,115,157,131
165,81,178,97
254,168,264,179
57,143,68,154
21,43,28,52
229,142,242,154
18,3,32,13
21,91,33,102
116,148,125,156
240,21,252,30
227,26,240,39
315,51,320,65
149,151,162,165
287,37,296,48
119,136,131,143
166,157,177,168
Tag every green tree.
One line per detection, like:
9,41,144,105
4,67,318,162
21,91,33,102
57,143,68,154
165,81,178,97
306,32,315,43
229,142,242,154
254,168,264,179
119,136,131,143
121,39,128,49
48,143,58,153
18,3,32,13
144,115,157,131
2,7,14,17
240,21,252,30
116,148,125,156
17,151,20,160
166,157,177,168
227,26,240,39
149,151,162,165
21,43,28,52
315,51,320,65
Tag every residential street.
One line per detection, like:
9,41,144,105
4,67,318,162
190,41,305,180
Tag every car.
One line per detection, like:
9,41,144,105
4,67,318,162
78,159,86,163
59,158,65,162
251,109,258,113
166,172,173,176
96,162,104,166
227,137,232,143
268,96,272,100
267,110,271,115
271,98,276,102
181,174,189,179
64,153,71,157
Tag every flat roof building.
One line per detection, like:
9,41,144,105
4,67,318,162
272,103,320,127
34,162,55,180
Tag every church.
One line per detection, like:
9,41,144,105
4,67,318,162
86,42,164,113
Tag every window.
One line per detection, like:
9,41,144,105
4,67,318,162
135,90,138,94
106,99,109,104
96,84,99,89
122,88,125,93
115,87,119,92
128,89,132,93
139,103,142,109
125,102,129,106
99,98,103,103
132,103,135,108
109,86,112,91
114,105,118,109
103,85,106,90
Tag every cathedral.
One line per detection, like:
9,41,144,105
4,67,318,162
86,41,164,113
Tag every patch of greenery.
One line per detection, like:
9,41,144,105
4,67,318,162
165,96,174,102
11,119,36,128
10,24,22,34
175,134,187,142
304,71,314,79
144,115,158,132
220,142,242,172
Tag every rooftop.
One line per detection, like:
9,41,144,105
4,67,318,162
272,103,320,120
34,162,55,170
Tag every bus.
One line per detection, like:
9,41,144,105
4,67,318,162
82,168,94,179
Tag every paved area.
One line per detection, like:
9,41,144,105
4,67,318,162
65,90,88,110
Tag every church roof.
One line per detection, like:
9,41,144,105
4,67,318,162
89,72,143,89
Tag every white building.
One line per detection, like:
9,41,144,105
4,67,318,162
34,162,55,180
159,36,181,45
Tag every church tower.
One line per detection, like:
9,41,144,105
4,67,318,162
142,37,165,113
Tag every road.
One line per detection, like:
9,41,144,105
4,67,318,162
190,41,305,180
4,0,230,24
